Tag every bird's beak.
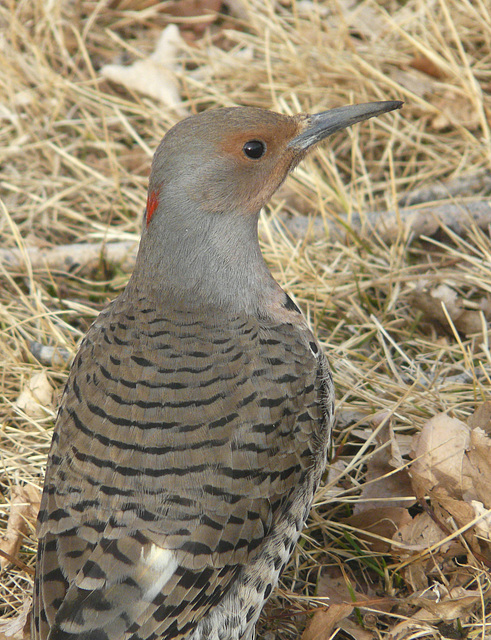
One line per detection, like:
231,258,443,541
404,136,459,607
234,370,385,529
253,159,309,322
289,100,403,151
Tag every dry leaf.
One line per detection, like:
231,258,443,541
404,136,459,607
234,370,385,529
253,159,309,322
0,485,41,570
318,570,394,614
430,492,486,556
431,90,480,130
410,413,470,500
402,562,430,593
392,511,449,554
407,406,491,560
353,413,413,514
391,64,479,131
101,25,187,115
336,0,385,40
317,571,364,605
390,68,436,99
464,427,491,508
409,282,489,336
426,492,491,556
471,500,491,541
432,492,475,531
0,597,31,640
467,400,491,433
409,55,446,79
300,604,353,640
15,370,54,419
345,507,412,553
223,0,249,20
410,407,491,509
160,0,222,38
386,618,439,640
412,585,484,622
336,619,373,640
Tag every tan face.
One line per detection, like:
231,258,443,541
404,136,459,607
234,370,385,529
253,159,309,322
207,120,304,215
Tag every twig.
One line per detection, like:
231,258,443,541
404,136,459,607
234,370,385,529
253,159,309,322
0,241,138,274
277,199,491,243
0,549,35,576
398,170,491,206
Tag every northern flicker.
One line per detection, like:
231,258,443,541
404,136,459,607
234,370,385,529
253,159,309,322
33,100,402,640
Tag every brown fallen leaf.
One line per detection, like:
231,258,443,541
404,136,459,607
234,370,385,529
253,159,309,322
411,407,491,510
392,510,450,554
337,407,414,554
391,507,469,592
409,281,491,336
300,604,353,640
353,412,413,514
464,426,491,509
411,585,485,622
336,619,373,640
430,492,486,557
409,55,446,79
317,570,367,606
391,62,481,132
431,492,476,532
407,405,491,567
335,0,385,41
160,0,222,39
471,500,491,542
400,561,429,593
467,400,491,433
317,569,395,614
386,618,439,640
390,68,436,99
0,485,41,570
410,413,470,501
345,507,413,553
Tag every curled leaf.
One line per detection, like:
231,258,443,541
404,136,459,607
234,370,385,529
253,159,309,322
101,25,187,115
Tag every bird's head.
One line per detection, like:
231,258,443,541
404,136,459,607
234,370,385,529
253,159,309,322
145,101,403,225
131,101,402,306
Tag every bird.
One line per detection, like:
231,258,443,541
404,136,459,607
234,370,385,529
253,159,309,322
33,99,402,640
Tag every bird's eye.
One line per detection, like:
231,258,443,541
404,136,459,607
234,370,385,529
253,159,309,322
243,140,266,159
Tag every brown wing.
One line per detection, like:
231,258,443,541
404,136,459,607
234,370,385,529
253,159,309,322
33,297,328,640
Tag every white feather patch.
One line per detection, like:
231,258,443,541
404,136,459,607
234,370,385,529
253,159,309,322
140,544,178,602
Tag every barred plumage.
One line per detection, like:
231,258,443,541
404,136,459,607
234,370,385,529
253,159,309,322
35,297,333,640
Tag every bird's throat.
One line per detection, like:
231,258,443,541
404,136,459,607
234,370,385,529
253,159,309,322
128,206,277,314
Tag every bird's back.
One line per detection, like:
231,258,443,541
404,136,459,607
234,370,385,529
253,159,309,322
33,292,333,640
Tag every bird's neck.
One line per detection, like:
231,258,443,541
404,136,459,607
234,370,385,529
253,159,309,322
126,205,279,315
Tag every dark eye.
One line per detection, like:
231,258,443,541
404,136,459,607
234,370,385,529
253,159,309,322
243,140,266,159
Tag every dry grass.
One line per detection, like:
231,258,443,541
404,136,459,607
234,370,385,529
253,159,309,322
1,0,490,637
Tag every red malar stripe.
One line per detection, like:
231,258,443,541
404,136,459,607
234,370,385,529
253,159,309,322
146,190,160,226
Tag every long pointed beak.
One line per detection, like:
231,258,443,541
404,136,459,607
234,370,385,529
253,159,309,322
289,100,403,150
